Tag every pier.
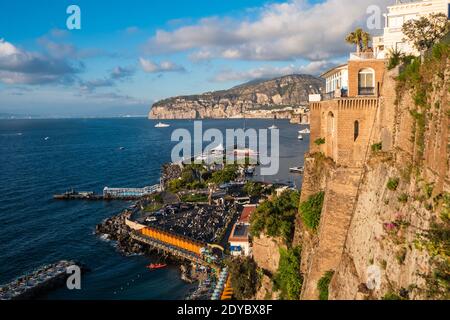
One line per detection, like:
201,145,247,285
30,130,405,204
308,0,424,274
54,184,162,201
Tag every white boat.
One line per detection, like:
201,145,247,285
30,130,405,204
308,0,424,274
155,122,170,128
269,125,278,130
289,166,304,174
299,128,311,134
211,143,225,155
44,137,50,141
298,134,304,140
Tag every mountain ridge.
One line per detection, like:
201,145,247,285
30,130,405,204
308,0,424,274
149,74,324,119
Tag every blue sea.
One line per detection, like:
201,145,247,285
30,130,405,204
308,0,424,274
0,118,308,300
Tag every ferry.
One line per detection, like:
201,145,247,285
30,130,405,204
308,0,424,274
155,122,170,128
146,263,167,270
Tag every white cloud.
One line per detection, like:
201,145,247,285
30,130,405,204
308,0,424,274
212,60,335,82
139,58,185,73
145,0,390,61
0,39,82,85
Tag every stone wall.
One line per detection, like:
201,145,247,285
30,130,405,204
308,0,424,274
252,234,285,275
300,167,362,300
309,98,378,167
327,53,449,300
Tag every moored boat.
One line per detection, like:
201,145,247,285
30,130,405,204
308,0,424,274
146,263,167,270
155,122,170,128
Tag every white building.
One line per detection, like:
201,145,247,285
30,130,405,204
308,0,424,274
228,205,257,256
321,64,349,100
374,0,450,58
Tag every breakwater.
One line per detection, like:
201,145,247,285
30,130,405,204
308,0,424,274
0,260,82,300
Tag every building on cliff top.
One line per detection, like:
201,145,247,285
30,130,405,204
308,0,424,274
310,56,386,167
308,0,449,167
373,0,450,58
228,205,257,256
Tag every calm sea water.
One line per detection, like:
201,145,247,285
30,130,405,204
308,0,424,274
0,118,308,300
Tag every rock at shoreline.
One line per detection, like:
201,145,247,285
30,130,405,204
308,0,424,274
95,211,146,255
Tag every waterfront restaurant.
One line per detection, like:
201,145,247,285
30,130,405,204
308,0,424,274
228,205,257,256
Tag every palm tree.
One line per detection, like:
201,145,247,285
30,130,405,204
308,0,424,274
345,28,372,53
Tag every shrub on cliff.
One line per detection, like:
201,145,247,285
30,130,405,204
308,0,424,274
314,138,325,146
273,246,303,300
317,270,335,300
387,178,400,191
227,257,261,300
299,191,325,232
250,190,300,244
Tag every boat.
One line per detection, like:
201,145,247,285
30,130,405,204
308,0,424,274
146,263,167,270
289,166,304,174
298,134,304,140
155,122,170,128
44,137,50,141
299,128,311,134
268,125,278,130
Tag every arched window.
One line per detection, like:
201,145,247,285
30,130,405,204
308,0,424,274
354,121,360,141
358,68,375,95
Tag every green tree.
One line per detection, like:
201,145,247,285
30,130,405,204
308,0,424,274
228,257,261,300
299,192,325,232
345,28,371,53
273,247,303,300
317,270,335,300
402,13,449,52
250,190,300,243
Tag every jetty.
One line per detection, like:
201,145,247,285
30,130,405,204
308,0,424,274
0,260,80,300
54,184,162,201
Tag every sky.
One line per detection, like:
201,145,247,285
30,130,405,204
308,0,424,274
0,0,390,117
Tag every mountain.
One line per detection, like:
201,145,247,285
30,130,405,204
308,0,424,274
149,74,324,119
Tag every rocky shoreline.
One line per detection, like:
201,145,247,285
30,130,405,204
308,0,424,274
95,208,201,286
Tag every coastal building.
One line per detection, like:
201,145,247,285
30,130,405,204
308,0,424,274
309,43,388,167
314,0,450,104
373,0,450,58
228,205,257,256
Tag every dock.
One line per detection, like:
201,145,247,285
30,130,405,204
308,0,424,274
54,184,162,201
0,260,81,300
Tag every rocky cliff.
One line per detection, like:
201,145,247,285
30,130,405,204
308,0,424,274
296,43,449,300
149,74,324,119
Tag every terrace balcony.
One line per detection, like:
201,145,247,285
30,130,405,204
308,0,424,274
349,51,376,60
358,87,375,96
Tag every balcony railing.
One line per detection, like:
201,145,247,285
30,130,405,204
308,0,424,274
322,89,348,101
358,87,375,96
349,52,376,60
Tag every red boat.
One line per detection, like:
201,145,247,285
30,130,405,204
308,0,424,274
146,263,167,270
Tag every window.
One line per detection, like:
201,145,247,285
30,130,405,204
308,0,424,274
388,16,403,28
358,68,375,95
354,121,359,141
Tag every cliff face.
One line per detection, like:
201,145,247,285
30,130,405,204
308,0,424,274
149,74,324,119
297,45,449,300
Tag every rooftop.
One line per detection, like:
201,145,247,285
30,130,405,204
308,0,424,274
229,224,250,242
239,205,257,224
